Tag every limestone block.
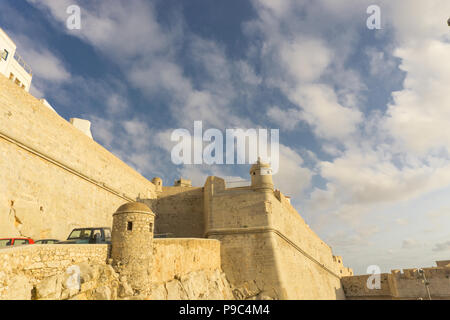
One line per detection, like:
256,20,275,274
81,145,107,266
1,275,32,300
180,271,208,299
149,283,167,300
69,292,88,300
166,279,188,300
34,274,63,300
93,286,112,300
78,263,99,283
80,281,96,293
118,281,134,298
60,287,80,300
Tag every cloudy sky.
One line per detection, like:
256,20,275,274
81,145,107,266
1,0,450,274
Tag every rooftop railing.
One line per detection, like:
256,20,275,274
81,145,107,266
13,52,32,75
225,179,251,188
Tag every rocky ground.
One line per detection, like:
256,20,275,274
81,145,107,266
1,261,236,300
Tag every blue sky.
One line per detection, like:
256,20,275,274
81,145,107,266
1,0,450,274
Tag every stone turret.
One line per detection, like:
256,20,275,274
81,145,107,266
249,157,274,192
111,202,155,296
152,177,163,193
174,178,192,187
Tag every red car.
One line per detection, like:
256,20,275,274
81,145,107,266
0,238,35,247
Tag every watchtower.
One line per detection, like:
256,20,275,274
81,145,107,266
249,157,274,192
152,177,163,193
111,201,155,295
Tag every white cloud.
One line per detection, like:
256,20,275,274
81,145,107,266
402,238,417,249
272,145,312,198
288,84,363,140
6,31,71,97
279,38,331,84
395,218,408,226
432,241,450,252
266,106,301,131
384,40,450,156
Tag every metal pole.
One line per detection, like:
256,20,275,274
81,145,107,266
419,269,432,300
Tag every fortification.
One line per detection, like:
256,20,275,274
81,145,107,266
111,202,155,295
0,74,157,241
144,159,352,299
342,261,450,300
249,158,274,193
1,69,355,299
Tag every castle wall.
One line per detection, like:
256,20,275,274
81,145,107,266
203,176,348,299
145,186,204,238
0,238,224,300
268,193,346,299
151,238,221,283
0,244,110,298
0,75,157,240
341,274,394,300
342,267,450,300
203,177,284,299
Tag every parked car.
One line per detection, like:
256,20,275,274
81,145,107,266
58,227,111,244
34,239,60,244
0,238,35,247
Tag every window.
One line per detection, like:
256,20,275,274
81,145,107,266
127,222,133,231
13,239,28,246
15,78,21,86
149,223,153,232
68,229,92,240
93,230,102,242
9,73,14,80
104,229,111,240
0,239,12,247
1,49,8,61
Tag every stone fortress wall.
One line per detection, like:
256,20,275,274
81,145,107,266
2,69,447,300
0,238,229,300
0,74,157,241
148,184,205,238
342,262,450,300
144,164,353,300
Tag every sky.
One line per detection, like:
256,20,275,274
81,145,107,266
1,0,450,275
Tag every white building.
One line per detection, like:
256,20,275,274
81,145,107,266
0,27,32,92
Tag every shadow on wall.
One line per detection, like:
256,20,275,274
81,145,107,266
143,188,205,239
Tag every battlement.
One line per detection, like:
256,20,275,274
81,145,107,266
343,263,450,300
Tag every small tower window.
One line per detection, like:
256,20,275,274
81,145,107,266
149,223,153,232
1,49,8,61
127,221,133,231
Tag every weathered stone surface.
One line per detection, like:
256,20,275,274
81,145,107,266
93,286,112,300
78,263,99,283
149,283,167,300
1,275,32,300
118,281,134,298
0,75,158,242
180,271,208,299
166,279,188,300
34,274,63,300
